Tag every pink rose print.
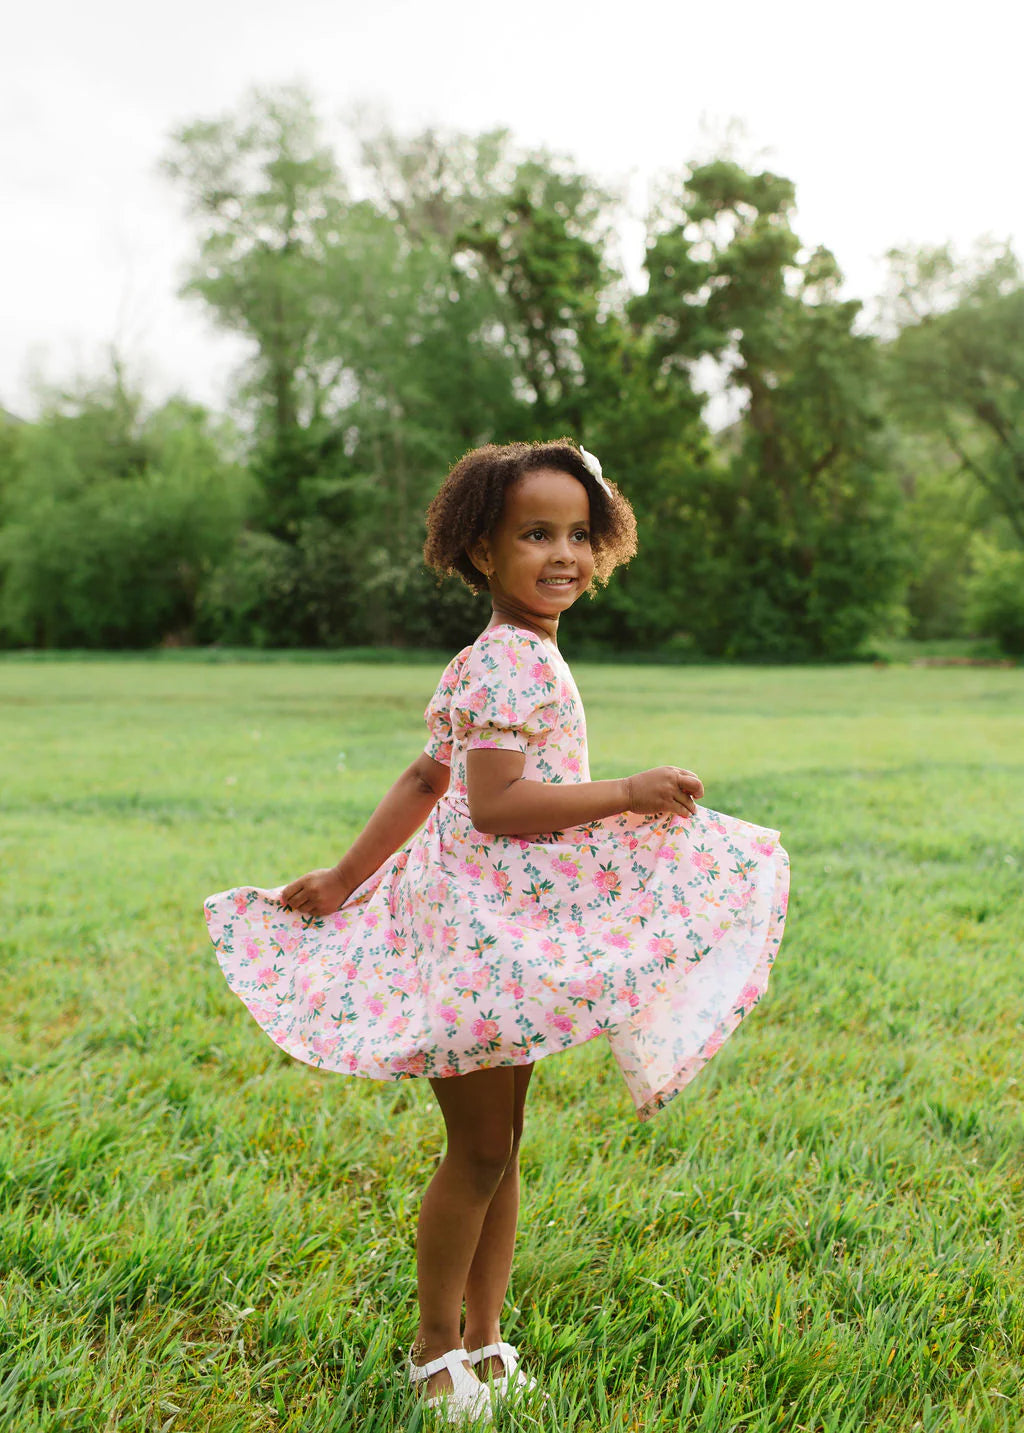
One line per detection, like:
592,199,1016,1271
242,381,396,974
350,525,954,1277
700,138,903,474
704,1029,725,1058
568,974,605,1002
255,965,277,986
454,965,492,992
691,850,715,871
549,1013,574,1034
754,838,776,856
502,979,525,999
388,1016,409,1034
234,894,248,915
366,997,384,1017
308,991,326,1012
491,869,511,894
593,868,621,896
244,938,259,961
608,932,630,950
738,982,761,1009
647,936,674,958
437,1005,458,1024
471,1018,499,1041
530,662,548,680
344,963,358,980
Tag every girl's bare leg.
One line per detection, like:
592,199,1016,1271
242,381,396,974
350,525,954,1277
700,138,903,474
462,1064,533,1376
413,1065,518,1397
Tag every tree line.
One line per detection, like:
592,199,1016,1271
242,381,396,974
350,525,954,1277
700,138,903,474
2,85,1022,657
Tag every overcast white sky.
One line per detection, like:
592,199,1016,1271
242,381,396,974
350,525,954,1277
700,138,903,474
3,0,1021,417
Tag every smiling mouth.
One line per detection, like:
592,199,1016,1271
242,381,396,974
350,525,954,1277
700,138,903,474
539,576,576,587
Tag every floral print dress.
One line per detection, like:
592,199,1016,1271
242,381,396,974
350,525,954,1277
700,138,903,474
204,624,789,1120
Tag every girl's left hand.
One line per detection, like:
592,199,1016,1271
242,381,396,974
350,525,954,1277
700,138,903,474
280,866,351,917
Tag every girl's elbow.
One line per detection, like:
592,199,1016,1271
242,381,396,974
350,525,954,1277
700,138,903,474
468,800,498,834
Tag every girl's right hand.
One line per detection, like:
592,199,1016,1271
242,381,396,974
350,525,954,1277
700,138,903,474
279,866,352,917
625,766,704,818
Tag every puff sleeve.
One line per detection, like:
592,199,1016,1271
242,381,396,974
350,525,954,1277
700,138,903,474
450,631,561,755
423,655,460,765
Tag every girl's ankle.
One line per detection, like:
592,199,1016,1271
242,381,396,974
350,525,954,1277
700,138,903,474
463,1327,502,1352
411,1333,465,1367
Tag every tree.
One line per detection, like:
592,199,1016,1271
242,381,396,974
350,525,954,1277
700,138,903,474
163,85,355,535
881,242,1024,546
630,160,904,657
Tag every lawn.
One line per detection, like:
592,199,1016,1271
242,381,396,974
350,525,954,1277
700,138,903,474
1,655,1022,1432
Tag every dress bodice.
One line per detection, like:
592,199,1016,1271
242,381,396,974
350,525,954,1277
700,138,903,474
423,624,590,818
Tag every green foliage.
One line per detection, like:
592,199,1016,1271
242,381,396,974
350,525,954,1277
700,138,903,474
632,162,905,656
964,535,1024,654
2,659,1023,1429
6,88,1015,657
197,523,483,652
882,243,1024,545
0,377,251,648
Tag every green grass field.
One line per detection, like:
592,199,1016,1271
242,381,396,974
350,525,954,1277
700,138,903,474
1,656,1022,1432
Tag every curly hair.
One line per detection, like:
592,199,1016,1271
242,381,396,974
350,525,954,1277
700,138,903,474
423,439,638,595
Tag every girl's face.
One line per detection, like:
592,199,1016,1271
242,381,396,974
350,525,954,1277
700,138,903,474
471,468,596,626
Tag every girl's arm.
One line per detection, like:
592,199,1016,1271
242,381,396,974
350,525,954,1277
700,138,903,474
466,749,703,835
280,753,450,915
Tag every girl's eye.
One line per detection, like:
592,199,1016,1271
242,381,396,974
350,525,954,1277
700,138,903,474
572,530,590,543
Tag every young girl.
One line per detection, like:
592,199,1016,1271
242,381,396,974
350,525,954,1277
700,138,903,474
204,439,789,1425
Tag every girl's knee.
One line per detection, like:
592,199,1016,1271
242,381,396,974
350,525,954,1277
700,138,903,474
447,1127,515,1195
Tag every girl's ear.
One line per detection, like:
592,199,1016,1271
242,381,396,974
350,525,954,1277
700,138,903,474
468,537,492,579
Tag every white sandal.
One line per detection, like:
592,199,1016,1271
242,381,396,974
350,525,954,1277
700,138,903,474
467,1342,543,1402
407,1347,493,1425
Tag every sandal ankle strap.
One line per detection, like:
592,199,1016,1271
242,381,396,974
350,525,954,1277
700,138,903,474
468,1341,518,1368
407,1346,473,1383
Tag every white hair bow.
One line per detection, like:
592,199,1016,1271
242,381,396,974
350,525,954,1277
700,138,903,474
578,445,613,498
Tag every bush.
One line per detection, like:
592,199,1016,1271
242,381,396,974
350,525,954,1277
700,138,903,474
0,399,251,649
965,537,1024,655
